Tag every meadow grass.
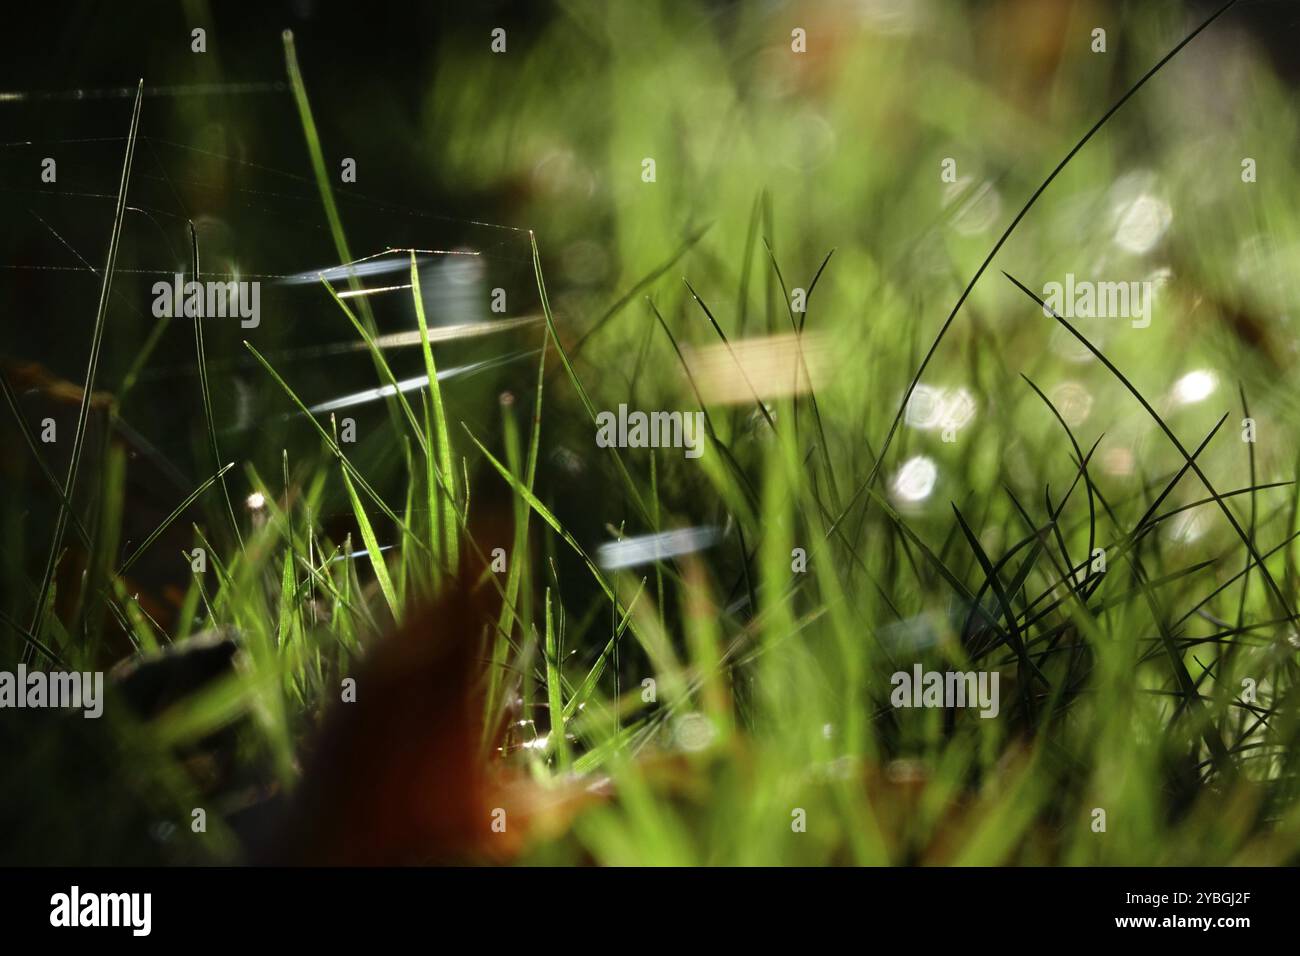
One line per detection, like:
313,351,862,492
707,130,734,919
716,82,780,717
5,0,1300,866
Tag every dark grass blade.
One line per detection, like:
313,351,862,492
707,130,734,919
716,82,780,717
26,79,143,662
190,221,244,554
647,297,761,512
1231,382,1258,663
1174,529,1300,631
951,504,1049,698
568,223,712,361
1020,374,1098,587
0,608,63,664
1089,479,1236,776
533,232,653,527
762,241,843,511
682,277,776,432
0,369,92,548
826,0,1241,542
117,461,237,577
1016,416,1238,626
1004,270,1294,624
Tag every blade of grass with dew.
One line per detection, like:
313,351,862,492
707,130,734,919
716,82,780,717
111,579,159,653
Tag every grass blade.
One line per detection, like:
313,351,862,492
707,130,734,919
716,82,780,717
340,466,400,624
27,79,143,661
409,251,458,565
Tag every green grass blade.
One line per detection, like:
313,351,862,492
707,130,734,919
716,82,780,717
409,251,458,564
243,339,428,554
340,466,401,624
543,588,570,769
